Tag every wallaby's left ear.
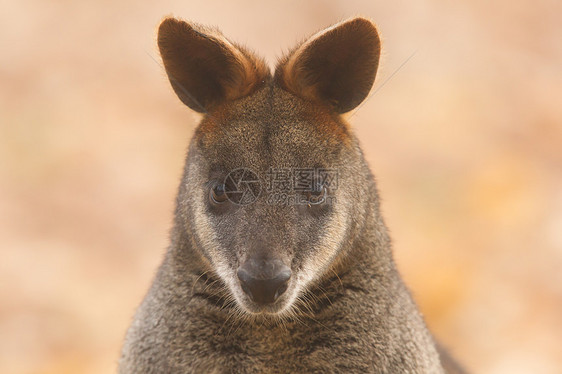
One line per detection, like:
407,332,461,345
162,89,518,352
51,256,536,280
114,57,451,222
275,18,381,113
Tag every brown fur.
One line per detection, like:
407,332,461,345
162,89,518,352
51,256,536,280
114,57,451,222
158,18,269,112
276,18,380,113
119,17,465,374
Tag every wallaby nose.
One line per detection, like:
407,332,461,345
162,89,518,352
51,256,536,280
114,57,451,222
237,258,292,305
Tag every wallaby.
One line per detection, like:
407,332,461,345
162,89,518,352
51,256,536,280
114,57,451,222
119,17,465,373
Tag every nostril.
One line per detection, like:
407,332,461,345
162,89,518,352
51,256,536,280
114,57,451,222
237,268,255,300
239,281,254,300
273,282,289,301
273,269,291,301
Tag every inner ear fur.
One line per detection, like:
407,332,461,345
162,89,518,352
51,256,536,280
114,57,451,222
275,17,381,113
158,18,270,113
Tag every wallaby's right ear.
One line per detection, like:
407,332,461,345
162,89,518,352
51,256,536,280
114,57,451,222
275,18,381,113
157,18,269,113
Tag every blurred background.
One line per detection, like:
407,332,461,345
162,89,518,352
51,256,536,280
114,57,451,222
1,0,561,373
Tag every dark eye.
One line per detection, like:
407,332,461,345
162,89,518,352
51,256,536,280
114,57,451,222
210,183,228,204
305,184,327,205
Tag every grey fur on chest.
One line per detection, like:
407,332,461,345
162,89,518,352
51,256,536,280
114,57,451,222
120,269,443,374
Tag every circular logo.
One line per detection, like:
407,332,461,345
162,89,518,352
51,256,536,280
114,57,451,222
224,168,262,205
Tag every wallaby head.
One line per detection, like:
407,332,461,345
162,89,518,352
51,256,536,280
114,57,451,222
158,17,381,316
120,17,465,374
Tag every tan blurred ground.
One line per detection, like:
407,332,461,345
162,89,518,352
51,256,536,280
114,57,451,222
1,1,561,373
